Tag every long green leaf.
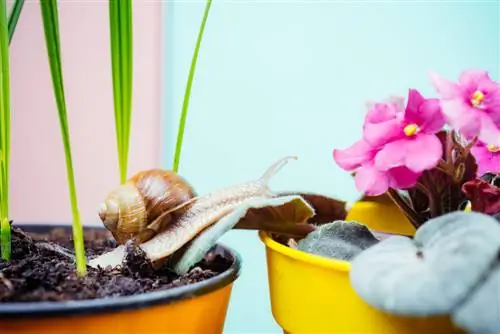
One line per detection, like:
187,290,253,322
8,0,24,44
0,0,11,260
109,0,133,184
172,0,212,173
39,0,86,275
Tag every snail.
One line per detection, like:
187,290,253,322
97,169,197,244
89,156,299,270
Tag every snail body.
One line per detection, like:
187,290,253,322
89,156,297,269
98,169,197,244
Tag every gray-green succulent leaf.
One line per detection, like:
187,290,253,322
349,211,500,316
297,220,379,261
452,263,500,334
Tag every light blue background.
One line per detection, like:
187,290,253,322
162,1,499,332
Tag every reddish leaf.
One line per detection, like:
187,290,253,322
277,192,347,224
462,179,500,215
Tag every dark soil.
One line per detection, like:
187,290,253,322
0,225,231,302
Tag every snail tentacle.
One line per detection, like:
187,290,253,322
259,156,298,184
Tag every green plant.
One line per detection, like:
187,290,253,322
0,0,25,261
39,0,86,275
173,0,212,172
8,0,24,44
109,0,133,184
0,0,11,260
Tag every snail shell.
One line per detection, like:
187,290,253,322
97,169,197,244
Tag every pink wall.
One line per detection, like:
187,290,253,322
8,1,162,225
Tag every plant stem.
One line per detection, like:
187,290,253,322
39,0,86,275
8,0,24,44
387,189,421,229
421,172,441,218
173,0,212,173
0,0,11,260
109,0,133,184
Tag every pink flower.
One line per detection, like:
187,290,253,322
363,89,445,174
362,98,404,148
333,139,421,196
430,69,500,146
471,141,500,176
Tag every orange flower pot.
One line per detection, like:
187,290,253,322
0,224,241,334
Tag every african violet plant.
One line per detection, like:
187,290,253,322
333,69,500,227
292,69,500,333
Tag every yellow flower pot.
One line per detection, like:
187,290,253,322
347,197,416,235
0,224,241,334
259,200,464,334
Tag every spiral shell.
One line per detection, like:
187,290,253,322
97,169,197,244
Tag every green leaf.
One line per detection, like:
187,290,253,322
0,0,11,260
8,0,24,44
109,0,133,184
173,0,212,172
39,0,86,275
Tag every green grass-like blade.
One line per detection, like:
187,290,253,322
0,0,11,260
109,0,123,182
39,0,86,275
109,0,133,184
8,0,24,44
172,0,212,173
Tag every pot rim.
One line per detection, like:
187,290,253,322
0,223,242,319
259,230,351,272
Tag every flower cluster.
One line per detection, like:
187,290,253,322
334,70,500,196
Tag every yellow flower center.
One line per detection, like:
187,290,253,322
403,123,419,137
487,144,500,152
471,90,485,108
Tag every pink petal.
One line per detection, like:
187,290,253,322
404,89,445,133
374,139,407,171
365,102,400,123
375,135,442,173
363,102,403,147
418,99,445,133
387,166,421,189
430,71,461,99
485,95,500,119
459,69,490,91
478,154,500,176
481,81,500,117
477,159,500,176
471,142,500,176
471,142,490,163
478,113,500,147
405,89,426,119
333,140,375,171
404,134,442,172
441,99,481,139
354,165,389,196
363,118,402,148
